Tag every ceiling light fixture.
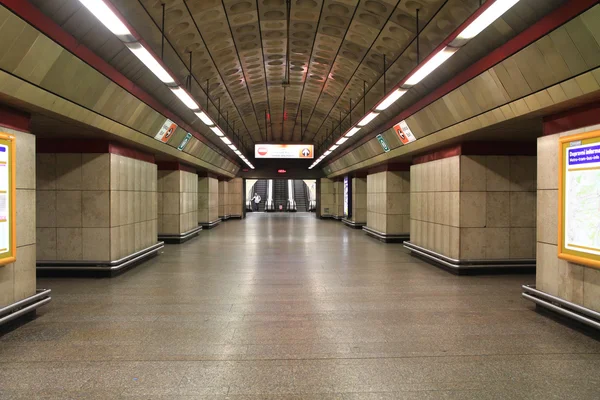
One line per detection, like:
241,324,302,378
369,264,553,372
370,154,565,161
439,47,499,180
78,0,131,36
170,87,200,110
404,47,458,86
221,137,232,145
210,126,224,137
357,112,379,127
126,43,174,84
195,111,214,126
228,144,237,151
456,0,520,40
345,127,361,137
336,137,348,145
375,89,407,111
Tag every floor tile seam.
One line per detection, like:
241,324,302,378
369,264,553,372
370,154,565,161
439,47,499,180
2,350,593,365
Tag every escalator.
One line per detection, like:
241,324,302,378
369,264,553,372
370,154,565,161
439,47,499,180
294,180,308,212
273,179,288,211
251,180,268,212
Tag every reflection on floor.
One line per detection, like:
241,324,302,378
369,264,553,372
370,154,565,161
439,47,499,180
1,213,599,398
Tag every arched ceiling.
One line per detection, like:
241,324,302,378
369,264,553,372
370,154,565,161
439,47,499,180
26,0,565,153
120,0,478,144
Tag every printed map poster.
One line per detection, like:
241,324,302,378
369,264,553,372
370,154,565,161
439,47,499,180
0,133,16,266
559,129,600,269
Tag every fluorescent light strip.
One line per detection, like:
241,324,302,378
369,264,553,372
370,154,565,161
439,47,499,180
195,111,214,126
79,0,131,36
357,112,379,127
336,137,348,145
345,127,361,137
311,1,522,169
404,47,457,86
228,144,237,151
126,43,174,84
457,0,520,40
170,87,200,109
329,145,339,151
376,89,407,111
221,137,232,145
210,126,224,137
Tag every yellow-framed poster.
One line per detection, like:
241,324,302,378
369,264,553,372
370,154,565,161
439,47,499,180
0,132,16,266
558,129,600,269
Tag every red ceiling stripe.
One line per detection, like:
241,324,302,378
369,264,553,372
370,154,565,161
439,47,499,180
0,104,31,133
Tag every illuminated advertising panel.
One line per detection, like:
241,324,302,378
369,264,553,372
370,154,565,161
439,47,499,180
255,144,314,159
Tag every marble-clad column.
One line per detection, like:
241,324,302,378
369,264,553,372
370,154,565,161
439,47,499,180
198,174,220,228
0,105,41,316
333,180,344,220
218,179,229,220
319,178,334,218
533,118,600,313
157,162,200,243
36,140,159,266
406,143,536,270
228,178,244,219
343,176,367,228
365,166,411,242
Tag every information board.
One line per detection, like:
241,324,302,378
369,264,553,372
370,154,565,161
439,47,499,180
0,132,16,266
559,129,600,269
255,144,313,159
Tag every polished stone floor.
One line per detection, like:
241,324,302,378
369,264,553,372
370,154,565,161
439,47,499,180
1,213,600,399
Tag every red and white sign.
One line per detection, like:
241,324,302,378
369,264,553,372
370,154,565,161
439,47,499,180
154,119,178,143
254,144,314,159
393,120,416,145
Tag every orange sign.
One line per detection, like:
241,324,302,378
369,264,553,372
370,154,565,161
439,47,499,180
154,119,178,143
393,120,416,145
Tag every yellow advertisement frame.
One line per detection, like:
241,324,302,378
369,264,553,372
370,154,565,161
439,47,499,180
0,132,16,266
558,129,600,269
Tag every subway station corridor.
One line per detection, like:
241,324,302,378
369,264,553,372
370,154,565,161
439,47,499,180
2,214,600,399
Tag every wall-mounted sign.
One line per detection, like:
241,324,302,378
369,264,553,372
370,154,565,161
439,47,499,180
0,133,16,266
278,169,287,174
255,144,314,159
376,134,390,152
178,132,192,151
559,129,600,269
393,120,416,145
154,119,177,143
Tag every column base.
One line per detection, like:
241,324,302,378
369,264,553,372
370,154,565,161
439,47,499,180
522,285,600,330
37,242,164,276
229,214,243,219
319,214,335,219
159,226,203,243
404,241,535,274
0,289,52,327
363,226,409,243
342,218,365,229
199,219,222,229
219,214,231,220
